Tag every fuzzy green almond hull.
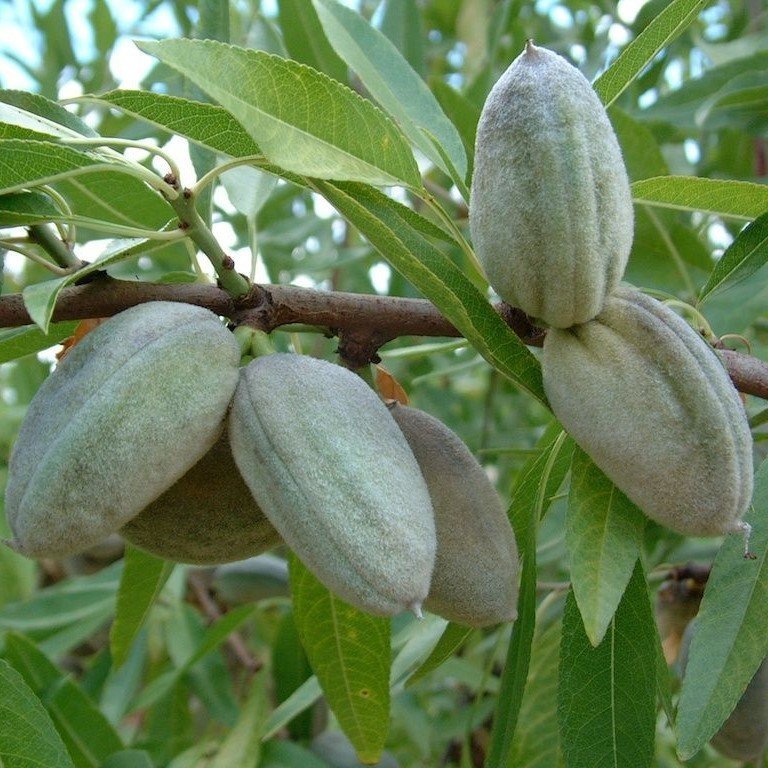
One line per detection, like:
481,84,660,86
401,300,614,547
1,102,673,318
543,286,753,536
470,42,633,329
122,431,282,565
228,353,437,617
5,301,241,559
390,403,519,627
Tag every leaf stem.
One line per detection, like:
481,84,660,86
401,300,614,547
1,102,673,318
191,155,270,198
167,191,251,297
27,224,84,270
55,137,182,197
0,240,72,275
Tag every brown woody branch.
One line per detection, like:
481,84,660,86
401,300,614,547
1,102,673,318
0,274,766,400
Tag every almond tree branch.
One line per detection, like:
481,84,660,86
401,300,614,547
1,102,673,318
0,276,766,400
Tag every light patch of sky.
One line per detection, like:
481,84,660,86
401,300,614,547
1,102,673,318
616,0,649,24
608,22,630,47
549,5,573,29
369,262,391,295
683,139,701,165
708,221,734,250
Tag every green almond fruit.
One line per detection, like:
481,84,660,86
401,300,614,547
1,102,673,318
121,432,281,565
389,403,518,627
543,286,753,536
470,41,633,328
5,301,241,558
228,354,436,617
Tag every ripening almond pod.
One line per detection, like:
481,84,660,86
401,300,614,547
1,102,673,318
470,41,634,328
543,286,753,536
389,403,519,627
121,431,281,565
5,301,241,558
229,353,436,617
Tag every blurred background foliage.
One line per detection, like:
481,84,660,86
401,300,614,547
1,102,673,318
0,0,766,766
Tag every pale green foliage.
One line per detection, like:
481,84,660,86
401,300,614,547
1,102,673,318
680,621,768,762
543,286,753,535
389,403,518,627
229,354,436,616
470,42,633,328
5,301,241,557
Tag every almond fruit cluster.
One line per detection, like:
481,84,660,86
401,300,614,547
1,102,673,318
470,41,754,537
4,301,519,627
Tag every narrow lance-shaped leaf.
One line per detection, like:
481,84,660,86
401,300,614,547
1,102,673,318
4,632,124,767
311,0,467,184
567,448,646,646
486,424,573,768
507,617,564,768
312,179,546,404
277,0,347,81
699,210,768,303
0,321,78,364
110,544,175,669
0,89,97,138
137,39,421,187
632,176,768,220
0,659,75,768
594,0,708,107
676,456,768,759
0,138,125,195
0,190,61,226
289,556,390,765
22,234,173,333
558,562,656,768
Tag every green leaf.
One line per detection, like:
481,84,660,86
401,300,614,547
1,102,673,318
22,235,171,332
277,0,347,81
0,190,61,226
695,72,768,133
261,740,332,768
289,556,390,764
406,622,472,686
4,633,124,767
486,425,573,768
640,52,768,129
92,90,261,157
676,456,768,759
0,323,77,363
137,39,421,187
0,138,131,194
209,674,268,768
699,210,768,303
262,676,323,741
0,563,120,639
379,0,425,75
110,545,174,669
632,176,768,221
0,658,75,768
390,614,449,686
312,180,546,404
0,90,96,139
101,751,154,768
507,618,563,767
567,449,646,646
594,0,708,107
311,0,467,183
558,563,656,768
